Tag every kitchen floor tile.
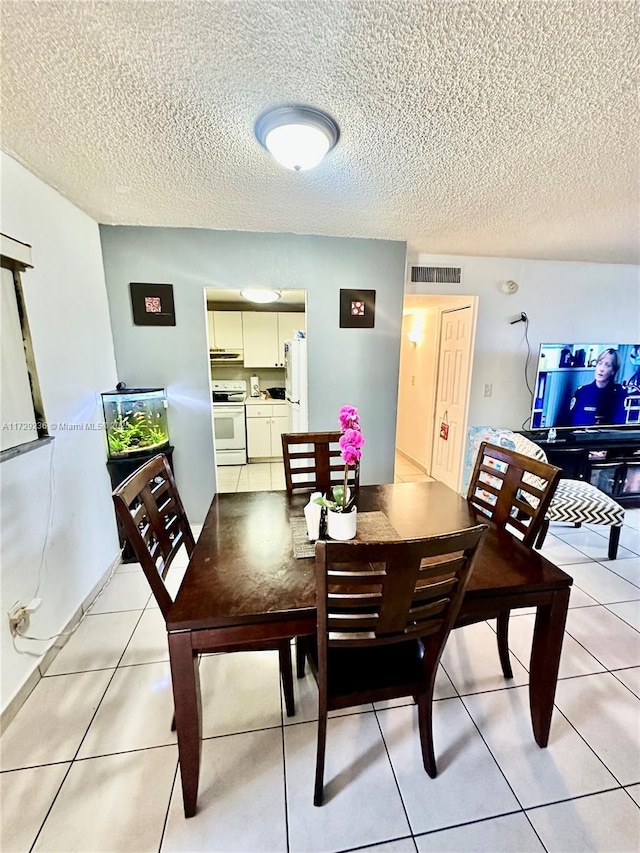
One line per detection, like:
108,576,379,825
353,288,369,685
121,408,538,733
354,839,417,853
506,612,606,679
554,671,640,785
378,699,520,834
618,525,640,555
33,746,177,852
627,783,640,806
568,585,600,608
442,621,529,695
597,555,640,586
526,788,640,852
565,605,640,670
285,713,411,853
120,607,169,665
462,684,617,808
536,535,593,566
611,666,640,699
623,510,640,531
282,664,373,724
0,763,70,852
162,729,286,853
87,572,151,614
199,651,283,737
554,528,635,562
605,599,640,630
414,812,545,852
77,661,175,758
562,560,640,604
0,670,113,771
44,610,141,675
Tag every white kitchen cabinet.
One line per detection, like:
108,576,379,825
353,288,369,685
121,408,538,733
246,403,289,458
277,313,305,366
242,312,279,367
213,311,243,349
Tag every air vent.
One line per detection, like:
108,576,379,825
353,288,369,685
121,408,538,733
411,266,462,284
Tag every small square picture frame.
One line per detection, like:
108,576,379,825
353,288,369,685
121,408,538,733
339,289,376,329
130,282,176,326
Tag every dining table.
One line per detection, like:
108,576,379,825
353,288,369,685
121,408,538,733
166,480,573,817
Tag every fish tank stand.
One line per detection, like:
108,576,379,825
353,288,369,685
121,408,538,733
107,445,175,563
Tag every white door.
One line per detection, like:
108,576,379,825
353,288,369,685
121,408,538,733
430,306,475,492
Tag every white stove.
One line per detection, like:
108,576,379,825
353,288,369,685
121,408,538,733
211,380,247,465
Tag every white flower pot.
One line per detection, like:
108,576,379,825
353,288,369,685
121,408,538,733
326,507,357,541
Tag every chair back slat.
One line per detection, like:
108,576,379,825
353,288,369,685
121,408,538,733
282,431,359,495
467,442,561,546
316,526,487,649
112,454,196,619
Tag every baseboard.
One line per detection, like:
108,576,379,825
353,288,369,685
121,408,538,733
0,550,122,733
395,447,429,474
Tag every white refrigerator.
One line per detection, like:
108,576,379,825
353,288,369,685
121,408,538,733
284,338,308,432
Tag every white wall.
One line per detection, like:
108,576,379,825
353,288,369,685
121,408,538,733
0,154,120,712
407,254,640,431
100,227,407,521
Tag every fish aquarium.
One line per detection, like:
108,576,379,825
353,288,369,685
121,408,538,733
101,387,169,458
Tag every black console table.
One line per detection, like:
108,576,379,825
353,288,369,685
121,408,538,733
106,445,175,562
518,431,640,507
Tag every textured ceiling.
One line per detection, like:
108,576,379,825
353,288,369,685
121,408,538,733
2,0,639,264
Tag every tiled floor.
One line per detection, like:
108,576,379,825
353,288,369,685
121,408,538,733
2,513,640,850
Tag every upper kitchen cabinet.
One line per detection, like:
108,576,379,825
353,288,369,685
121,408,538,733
242,312,305,367
207,311,243,349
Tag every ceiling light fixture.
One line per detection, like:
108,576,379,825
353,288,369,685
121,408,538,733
240,288,281,304
255,106,339,171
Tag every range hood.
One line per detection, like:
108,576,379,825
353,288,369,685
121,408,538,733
209,348,244,364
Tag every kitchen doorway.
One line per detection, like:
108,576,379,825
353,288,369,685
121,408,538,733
395,294,477,493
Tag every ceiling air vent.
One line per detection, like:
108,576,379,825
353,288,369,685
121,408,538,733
411,266,462,284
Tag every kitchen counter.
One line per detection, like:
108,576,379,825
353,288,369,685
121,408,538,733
245,396,287,406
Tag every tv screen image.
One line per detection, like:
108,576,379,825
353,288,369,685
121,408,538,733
531,343,640,430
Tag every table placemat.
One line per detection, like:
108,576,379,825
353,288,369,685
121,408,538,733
290,511,400,559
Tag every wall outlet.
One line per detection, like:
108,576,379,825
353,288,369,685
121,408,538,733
8,602,28,636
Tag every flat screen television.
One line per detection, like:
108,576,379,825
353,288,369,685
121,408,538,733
531,343,640,431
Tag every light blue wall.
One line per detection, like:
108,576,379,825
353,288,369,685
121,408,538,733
100,227,407,521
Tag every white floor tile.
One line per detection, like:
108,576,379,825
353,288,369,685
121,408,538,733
462,685,617,808
87,572,151,614
526,788,640,853
0,670,113,770
506,612,606,679
442,622,529,695
33,746,177,852
554,671,640,785
612,666,640,699
44,611,141,675
285,713,411,853
77,661,176,758
627,783,640,806
356,839,417,853
199,651,283,737
375,665,457,709
555,528,635,562
282,665,373,724
623,510,640,531
162,729,286,852
0,763,70,852
565,561,640,604
537,535,594,566
115,558,141,573
565,605,640,670
378,700,519,834
120,607,169,665
569,585,600,608
598,555,640,586
606,600,640,630
618,525,640,555
415,812,545,852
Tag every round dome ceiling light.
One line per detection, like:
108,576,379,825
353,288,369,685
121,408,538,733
240,288,281,304
255,106,339,172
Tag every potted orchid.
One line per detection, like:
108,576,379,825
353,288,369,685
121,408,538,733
315,405,365,540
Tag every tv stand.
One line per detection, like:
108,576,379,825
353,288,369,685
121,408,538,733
519,429,640,507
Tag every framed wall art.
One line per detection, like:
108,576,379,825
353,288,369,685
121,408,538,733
339,289,376,329
130,282,176,326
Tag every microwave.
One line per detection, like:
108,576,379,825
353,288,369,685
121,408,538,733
209,348,244,364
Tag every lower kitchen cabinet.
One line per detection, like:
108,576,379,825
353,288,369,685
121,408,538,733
246,404,289,459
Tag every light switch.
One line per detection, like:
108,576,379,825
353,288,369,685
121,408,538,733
483,383,492,397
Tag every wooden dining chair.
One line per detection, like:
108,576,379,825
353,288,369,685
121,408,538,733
281,431,360,496
112,454,296,719
307,524,488,805
466,441,561,678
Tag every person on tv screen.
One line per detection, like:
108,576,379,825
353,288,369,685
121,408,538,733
570,348,627,426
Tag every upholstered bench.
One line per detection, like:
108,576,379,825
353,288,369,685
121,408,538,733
512,433,625,560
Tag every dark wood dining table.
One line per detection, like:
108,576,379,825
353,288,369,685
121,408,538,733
166,480,572,817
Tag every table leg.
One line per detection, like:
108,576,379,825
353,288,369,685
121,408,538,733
529,588,570,747
168,631,202,817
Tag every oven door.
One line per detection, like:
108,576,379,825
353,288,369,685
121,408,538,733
212,403,247,464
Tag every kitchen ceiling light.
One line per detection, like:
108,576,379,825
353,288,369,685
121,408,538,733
255,106,339,171
240,288,281,304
